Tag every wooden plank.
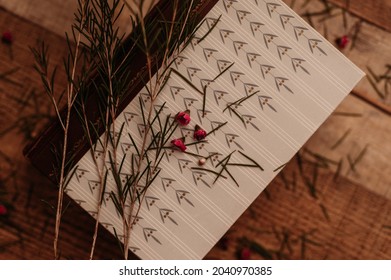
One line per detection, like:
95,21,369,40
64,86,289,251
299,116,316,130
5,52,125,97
279,0,391,200
0,0,77,38
0,0,390,260
305,94,391,200
328,0,391,33
0,7,126,260
0,0,156,39
206,162,391,260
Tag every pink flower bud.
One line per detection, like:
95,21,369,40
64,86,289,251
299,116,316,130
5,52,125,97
1,31,13,44
194,125,207,141
0,204,7,216
171,138,187,152
176,111,191,126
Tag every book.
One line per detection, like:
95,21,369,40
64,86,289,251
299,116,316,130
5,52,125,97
24,0,364,259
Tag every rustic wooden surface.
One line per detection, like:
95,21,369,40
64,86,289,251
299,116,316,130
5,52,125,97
0,0,390,260
328,0,391,32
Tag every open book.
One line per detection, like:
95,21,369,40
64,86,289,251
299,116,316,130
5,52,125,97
26,0,364,259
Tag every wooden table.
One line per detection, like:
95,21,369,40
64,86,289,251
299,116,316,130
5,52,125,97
0,0,390,259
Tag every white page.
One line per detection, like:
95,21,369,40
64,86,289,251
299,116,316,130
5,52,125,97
66,0,364,259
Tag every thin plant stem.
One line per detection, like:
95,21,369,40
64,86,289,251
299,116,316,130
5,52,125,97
53,1,86,260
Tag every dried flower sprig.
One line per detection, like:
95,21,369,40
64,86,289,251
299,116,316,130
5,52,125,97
32,1,87,257
1,31,13,44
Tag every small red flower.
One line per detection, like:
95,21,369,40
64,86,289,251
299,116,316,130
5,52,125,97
176,111,191,126
171,138,187,152
1,31,13,44
0,204,7,216
194,125,207,141
239,247,251,260
336,35,349,49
